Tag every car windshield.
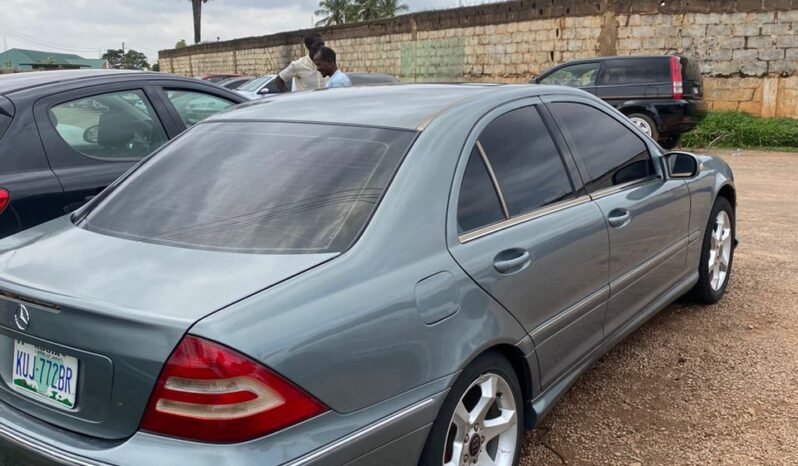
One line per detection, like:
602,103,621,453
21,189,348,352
238,75,274,92
78,121,416,254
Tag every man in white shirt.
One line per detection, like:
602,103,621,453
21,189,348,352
275,32,325,92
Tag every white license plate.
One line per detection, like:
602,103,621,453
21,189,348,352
11,340,78,410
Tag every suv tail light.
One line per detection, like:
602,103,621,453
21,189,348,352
670,56,684,100
141,335,327,443
0,188,9,214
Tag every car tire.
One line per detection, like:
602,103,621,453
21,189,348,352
690,197,735,304
419,352,523,466
627,113,659,141
660,134,682,150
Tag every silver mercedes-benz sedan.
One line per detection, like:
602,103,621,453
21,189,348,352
0,84,735,466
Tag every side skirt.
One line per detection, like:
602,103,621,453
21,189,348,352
525,270,699,427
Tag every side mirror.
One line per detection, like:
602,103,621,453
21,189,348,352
257,87,270,95
665,152,700,178
83,125,99,144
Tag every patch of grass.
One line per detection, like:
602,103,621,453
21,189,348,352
681,111,798,150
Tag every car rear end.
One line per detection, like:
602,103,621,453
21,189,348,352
654,55,706,137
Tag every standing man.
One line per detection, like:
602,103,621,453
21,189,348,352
313,47,352,89
275,32,325,92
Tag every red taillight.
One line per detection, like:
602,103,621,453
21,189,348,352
0,188,9,214
670,55,684,100
141,336,327,443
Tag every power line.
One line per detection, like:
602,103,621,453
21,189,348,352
0,22,107,54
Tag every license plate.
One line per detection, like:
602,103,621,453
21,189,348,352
11,340,78,410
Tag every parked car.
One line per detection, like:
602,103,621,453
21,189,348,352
532,55,706,148
217,76,254,90
0,70,248,238
238,72,400,99
197,73,243,83
0,84,736,466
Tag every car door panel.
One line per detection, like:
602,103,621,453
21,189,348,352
545,97,691,336
593,179,691,332
446,99,610,390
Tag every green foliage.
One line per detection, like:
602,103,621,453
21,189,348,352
102,49,150,70
175,39,188,49
316,0,408,26
682,111,798,150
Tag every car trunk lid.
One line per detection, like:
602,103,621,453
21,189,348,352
0,218,335,439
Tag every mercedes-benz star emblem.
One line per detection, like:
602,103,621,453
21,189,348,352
14,305,30,331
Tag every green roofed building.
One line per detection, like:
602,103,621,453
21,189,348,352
0,48,107,72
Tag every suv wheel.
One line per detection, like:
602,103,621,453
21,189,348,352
628,113,659,141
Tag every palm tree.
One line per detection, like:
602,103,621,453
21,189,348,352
315,0,353,26
188,0,211,44
378,0,409,18
354,0,381,21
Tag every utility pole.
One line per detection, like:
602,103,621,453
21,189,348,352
2,34,7,52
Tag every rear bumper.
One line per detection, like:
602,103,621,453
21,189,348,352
653,99,707,135
0,383,446,466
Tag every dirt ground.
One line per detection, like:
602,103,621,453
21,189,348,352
520,149,798,466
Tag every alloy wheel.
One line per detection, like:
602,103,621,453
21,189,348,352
629,116,653,136
708,210,732,291
443,373,518,466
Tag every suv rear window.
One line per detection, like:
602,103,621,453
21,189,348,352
599,58,671,85
79,122,416,254
680,56,702,83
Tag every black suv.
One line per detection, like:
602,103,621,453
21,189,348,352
0,70,248,238
532,55,705,148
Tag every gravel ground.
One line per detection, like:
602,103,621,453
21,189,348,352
520,149,798,466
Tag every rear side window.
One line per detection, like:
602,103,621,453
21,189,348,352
539,62,601,87
49,90,168,161
599,58,670,85
550,102,655,193
457,147,505,233
165,90,235,127
680,56,702,83
79,122,415,254
479,107,574,216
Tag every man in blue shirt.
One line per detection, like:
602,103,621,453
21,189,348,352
313,47,352,89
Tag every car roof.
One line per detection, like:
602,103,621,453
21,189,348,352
210,83,572,130
555,54,686,65
0,70,186,95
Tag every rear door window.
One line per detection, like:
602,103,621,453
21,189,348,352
165,90,236,127
0,114,10,140
539,62,601,87
49,90,168,161
598,58,670,85
79,122,416,254
549,102,656,192
478,106,574,216
457,147,505,233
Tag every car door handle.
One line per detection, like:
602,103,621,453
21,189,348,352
494,250,531,274
607,209,632,228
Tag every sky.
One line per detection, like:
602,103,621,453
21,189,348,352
0,0,503,65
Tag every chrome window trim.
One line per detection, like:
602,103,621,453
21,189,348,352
0,424,107,466
589,175,662,200
458,195,591,244
476,140,510,219
286,397,436,466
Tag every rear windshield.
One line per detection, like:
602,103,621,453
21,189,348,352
78,122,416,254
680,57,702,83
599,58,671,85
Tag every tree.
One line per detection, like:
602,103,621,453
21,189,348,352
175,39,188,49
315,0,353,26
354,0,380,21
188,0,211,44
378,0,408,18
102,49,150,70
151,62,161,72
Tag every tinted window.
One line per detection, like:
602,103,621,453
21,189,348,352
166,90,235,127
80,122,415,254
457,147,505,233
550,102,655,192
479,107,573,216
540,62,601,87
599,58,670,85
49,90,168,161
681,56,702,82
